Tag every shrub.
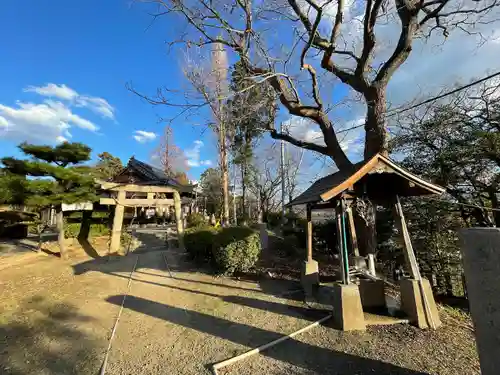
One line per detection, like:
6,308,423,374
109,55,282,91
186,212,207,228
265,212,282,228
212,226,261,275
268,234,300,257
184,226,218,261
64,222,110,238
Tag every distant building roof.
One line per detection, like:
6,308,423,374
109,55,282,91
108,157,195,193
287,153,445,207
127,157,183,186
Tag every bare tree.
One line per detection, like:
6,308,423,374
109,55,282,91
153,125,189,176
285,146,305,206
249,144,284,222
132,0,500,253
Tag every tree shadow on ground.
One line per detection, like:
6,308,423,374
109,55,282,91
72,232,307,307
0,296,102,375
106,295,428,375
77,237,101,258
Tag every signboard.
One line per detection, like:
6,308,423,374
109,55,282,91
61,202,93,212
146,208,156,218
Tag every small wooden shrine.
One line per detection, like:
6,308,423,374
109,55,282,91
99,157,195,253
287,153,445,331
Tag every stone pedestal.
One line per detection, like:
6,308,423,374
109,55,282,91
301,260,319,295
400,278,441,329
359,279,386,309
459,228,500,375
332,283,366,331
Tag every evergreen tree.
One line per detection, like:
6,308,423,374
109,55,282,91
94,152,123,180
227,61,275,213
0,169,25,205
1,142,97,259
199,167,223,216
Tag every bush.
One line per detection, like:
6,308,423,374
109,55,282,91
186,212,207,228
212,226,261,275
64,222,110,238
282,218,338,256
265,212,282,228
184,226,218,261
268,234,300,257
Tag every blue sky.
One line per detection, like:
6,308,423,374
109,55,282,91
0,0,216,178
1,1,500,183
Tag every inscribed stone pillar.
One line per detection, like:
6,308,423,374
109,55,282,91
301,204,319,293
459,228,500,375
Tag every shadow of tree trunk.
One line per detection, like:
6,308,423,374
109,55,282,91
77,211,100,259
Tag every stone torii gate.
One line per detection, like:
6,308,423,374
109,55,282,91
99,157,195,254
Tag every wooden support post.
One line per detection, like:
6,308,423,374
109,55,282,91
110,190,125,255
336,205,347,284
393,195,419,279
346,207,360,257
306,204,313,262
173,191,185,250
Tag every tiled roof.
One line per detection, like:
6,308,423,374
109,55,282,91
287,154,445,206
128,157,193,189
287,162,364,206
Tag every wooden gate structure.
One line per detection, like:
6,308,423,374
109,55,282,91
99,157,195,253
287,153,445,331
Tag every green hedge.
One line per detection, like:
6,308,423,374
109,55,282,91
64,222,110,238
184,226,218,261
184,225,261,275
212,227,261,275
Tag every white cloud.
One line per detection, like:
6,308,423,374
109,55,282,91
24,83,78,101
185,139,212,167
0,83,116,143
24,83,115,120
133,130,157,143
75,96,115,119
0,99,106,143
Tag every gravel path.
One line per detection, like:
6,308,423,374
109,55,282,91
0,230,480,375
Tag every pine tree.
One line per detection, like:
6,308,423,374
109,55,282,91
94,152,123,180
1,142,97,259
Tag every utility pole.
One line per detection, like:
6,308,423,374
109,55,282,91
232,163,237,225
280,122,286,226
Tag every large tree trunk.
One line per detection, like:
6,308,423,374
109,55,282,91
364,86,389,159
353,86,389,256
353,200,377,257
55,208,68,260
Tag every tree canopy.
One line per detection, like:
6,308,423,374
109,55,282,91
94,152,124,180
1,142,97,208
132,0,500,171
393,82,500,227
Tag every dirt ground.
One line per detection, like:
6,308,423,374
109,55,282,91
0,230,480,375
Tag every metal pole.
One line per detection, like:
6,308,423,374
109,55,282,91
280,122,286,226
